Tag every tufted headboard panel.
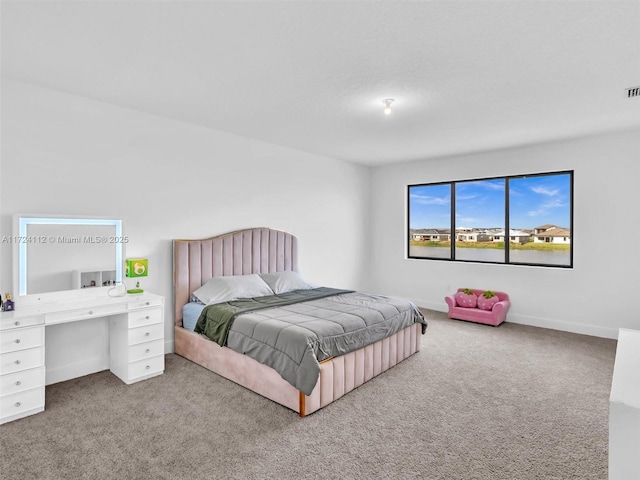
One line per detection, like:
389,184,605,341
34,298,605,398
173,228,298,326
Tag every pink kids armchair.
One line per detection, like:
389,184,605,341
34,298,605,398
444,288,510,326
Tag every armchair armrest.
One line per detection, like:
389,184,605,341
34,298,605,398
492,300,510,312
445,295,457,309
491,300,511,323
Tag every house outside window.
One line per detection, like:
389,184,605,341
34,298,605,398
408,171,573,267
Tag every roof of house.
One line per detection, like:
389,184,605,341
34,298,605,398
535,224,556,230
536,227,571,237
411,229,451,235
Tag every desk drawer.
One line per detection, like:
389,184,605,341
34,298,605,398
128,355,164,381
129,339,164,363
0,366,45,397
0,387,44,420
0,315,43,331
128,308,162,328
0,347,44,375
0,326,44,354
128,322,163,346
45,303,125,325
128,297,163,310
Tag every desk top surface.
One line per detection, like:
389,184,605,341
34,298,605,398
0,291,163,320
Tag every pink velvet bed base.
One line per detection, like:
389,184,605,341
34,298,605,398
173,228,422,416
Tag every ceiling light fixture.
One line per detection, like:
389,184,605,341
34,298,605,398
383,98,394,116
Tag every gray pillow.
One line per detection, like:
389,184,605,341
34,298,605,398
259,271,315,294
192,274,274,305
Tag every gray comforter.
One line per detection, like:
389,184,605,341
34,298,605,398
206,289,427,395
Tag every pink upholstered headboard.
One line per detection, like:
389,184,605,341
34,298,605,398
173,228,298,326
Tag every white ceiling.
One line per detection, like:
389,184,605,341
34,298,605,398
2,1,639,166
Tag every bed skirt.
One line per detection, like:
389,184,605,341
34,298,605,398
174,322,422,416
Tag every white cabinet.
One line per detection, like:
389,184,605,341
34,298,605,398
0,292,164,424
0,314,45,425
71,269,117,289
109,296,165,385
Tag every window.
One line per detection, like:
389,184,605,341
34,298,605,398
408,171,573,267
455,178,505,262
408,183,452,259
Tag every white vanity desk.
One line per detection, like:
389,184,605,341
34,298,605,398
0,291,164,425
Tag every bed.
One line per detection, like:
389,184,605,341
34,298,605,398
173,227,426,416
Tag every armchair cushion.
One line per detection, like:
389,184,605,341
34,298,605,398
455,290,478,308
477,294,499,311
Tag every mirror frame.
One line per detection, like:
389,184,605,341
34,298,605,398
14,215,124,305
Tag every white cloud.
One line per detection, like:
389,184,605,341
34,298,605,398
531,186,559,196
410,193,450,206
456,194,477,201
475,180,505,191
527,209,546,217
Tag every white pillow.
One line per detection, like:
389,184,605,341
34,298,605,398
192,274,274,305
259,271,315,294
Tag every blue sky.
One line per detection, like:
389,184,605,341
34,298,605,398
409,173,571,230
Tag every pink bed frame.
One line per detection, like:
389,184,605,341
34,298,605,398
173,227,422,416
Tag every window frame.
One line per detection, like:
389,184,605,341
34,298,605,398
407,170,574,268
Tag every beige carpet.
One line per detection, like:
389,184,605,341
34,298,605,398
0,310,616,480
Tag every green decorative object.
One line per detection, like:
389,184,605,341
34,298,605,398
482,290,496,299
126,258,148,294
127,283,144,295
462,288,474,295
126,258,148,278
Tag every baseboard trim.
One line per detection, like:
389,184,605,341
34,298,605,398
45,357,109,385
413,299,619,339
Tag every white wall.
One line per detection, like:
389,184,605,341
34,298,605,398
0,80,371,369
370,128,640,338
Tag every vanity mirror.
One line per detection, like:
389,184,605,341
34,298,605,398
13,215,124,304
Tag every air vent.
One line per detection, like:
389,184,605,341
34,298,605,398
627,86,640,98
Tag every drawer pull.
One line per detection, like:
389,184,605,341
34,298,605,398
145,349,150,354
15,360,21,365
146,302,150,306
88,311,94,315
145,332,150,337
15,381,22,386
145,316,150,320
15,402,21,408
145,365,151,370
15,339,21,344
14,321,20,326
